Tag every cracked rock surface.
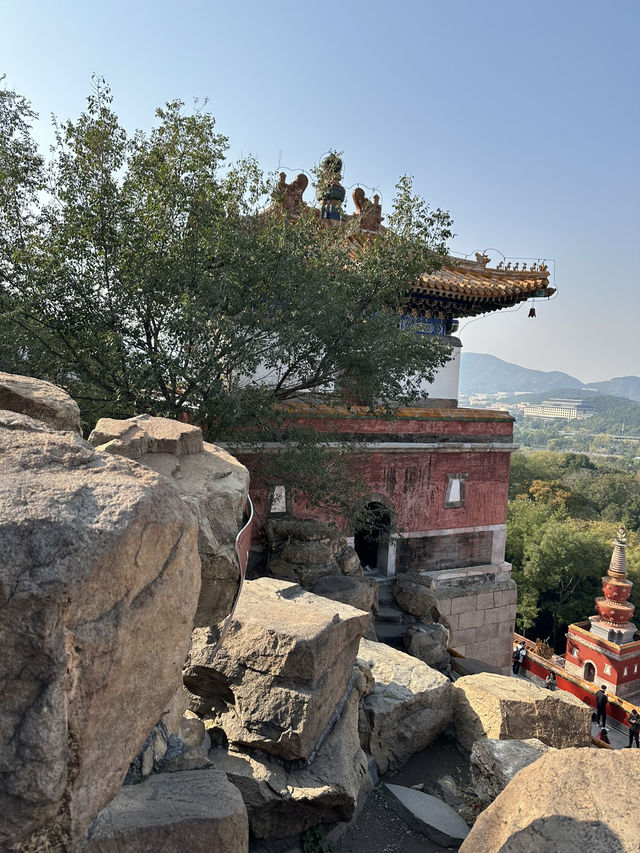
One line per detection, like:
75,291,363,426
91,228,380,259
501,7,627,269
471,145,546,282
90,415,249,626
0,410,200,850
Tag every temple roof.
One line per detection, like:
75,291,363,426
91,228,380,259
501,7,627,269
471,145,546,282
269,170,555,319
410,254,556,318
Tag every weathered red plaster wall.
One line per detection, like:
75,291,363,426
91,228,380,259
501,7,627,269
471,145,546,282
345,449,510,533
237,406,514,538
291,408,514,439
240,447,511,537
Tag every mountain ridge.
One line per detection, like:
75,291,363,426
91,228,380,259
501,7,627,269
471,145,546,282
459,353,640,402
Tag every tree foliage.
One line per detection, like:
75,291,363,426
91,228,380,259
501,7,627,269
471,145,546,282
0,78,454,441
507,450,640,646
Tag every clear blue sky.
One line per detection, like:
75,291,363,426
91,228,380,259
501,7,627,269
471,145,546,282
2,0,638,382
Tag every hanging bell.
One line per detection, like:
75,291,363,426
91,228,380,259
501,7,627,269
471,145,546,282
528,307,536,318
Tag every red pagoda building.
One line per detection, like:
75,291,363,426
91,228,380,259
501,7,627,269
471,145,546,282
565,525,640,699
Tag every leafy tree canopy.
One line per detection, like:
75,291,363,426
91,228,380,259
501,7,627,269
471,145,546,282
0,77,454,446
507,451,640,646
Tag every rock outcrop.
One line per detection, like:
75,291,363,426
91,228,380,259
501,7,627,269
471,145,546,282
405,623,450,671
392,574,443,619
265,518,363,587
453,673,592,751
309,574,378,614
358,639,452,773
0,411,201,851
0,370,82,432
184,578,371,761
89,414,250,626
210,688,371,839
470,737,552,807
460,750,640,853
85,769,249,853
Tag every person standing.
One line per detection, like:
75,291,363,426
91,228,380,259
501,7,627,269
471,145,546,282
595,685,608,728
518,641,527,672
628,709,640,748
545,671,557,691
512,642,521,675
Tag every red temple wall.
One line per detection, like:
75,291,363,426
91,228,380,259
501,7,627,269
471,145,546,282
567,632,640,687
240,447,511,537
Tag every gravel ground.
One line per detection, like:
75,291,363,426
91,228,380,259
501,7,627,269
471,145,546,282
332,734,475,853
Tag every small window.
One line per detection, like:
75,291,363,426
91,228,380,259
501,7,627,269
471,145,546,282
270,485,287,514
444,473,467,508
604,663,611,675
635,664,638,674
572,647,579,657
624,667,628,677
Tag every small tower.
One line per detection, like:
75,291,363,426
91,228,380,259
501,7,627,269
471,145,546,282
565,525,640,699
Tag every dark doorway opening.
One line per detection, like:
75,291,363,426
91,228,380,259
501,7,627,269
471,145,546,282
354,502,392,573
583,661,596,682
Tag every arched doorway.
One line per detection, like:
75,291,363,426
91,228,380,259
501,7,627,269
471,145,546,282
583,661,596,682
354,501,392,575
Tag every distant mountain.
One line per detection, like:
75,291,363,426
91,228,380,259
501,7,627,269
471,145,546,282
459,354,582,395
460,354,640,402
588,376,640,402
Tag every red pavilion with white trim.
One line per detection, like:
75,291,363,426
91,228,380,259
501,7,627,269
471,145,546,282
565,525,640,700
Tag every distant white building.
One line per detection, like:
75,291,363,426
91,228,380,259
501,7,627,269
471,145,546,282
523,398,594,420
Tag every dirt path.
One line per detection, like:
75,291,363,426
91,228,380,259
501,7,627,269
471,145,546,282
333,733,473,853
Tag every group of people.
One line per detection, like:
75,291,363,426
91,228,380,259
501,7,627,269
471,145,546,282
595,684,640,748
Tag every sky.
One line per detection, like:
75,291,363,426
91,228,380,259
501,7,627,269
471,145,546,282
2,0,639,382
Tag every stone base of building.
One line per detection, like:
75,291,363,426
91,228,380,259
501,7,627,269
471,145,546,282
419,562,517,672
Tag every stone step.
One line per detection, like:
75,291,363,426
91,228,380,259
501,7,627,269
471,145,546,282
373,620,408,643
375,605,407,624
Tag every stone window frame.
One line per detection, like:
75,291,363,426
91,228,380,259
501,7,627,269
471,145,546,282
444,473,468,509
267,484,292,515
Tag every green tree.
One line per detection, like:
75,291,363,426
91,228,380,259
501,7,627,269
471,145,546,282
0,79,453,435
0,77,45,372
517,522,609,647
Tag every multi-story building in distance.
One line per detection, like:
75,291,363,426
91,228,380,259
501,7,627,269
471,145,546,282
523,398,594,420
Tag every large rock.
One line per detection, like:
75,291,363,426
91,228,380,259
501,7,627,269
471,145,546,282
453,673,592,752
265,517,362,587
210,688,371,839
184,578,371,761
393,574,441,618
0,412,200,851
85,769,248,852
309,574,378,613
358,639,452,773
460,750,640,853
470,738,552,807
90,414,250,626
405,623,450,670
385,784,469,847
0,370,81,432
